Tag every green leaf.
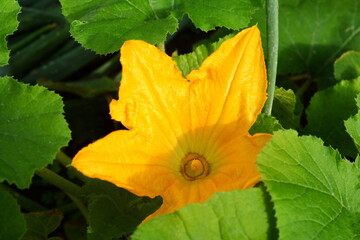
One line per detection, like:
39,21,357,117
249,113,283,135
22,209,63,240
60,0,179,54
82,179,161,240
0,191,26,240
0,0,20,66
272,87,303,129
305,77,360,157
334,51,360,81
132,188,269,240
265,0,360,87
182,0,261,31
0,77,71,188
173,34,234,76
345,94,360,152
257,130,360,240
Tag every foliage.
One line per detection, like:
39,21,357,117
257,130,360,240
305,77,360,157
1,0,359,239
0,76,71,188
59,0,261,54
132,189,269,240
0,0,20,65
0,191,26,239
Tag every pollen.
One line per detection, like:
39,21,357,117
181,153,209,181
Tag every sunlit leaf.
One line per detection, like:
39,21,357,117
132,189,269,240
258,130,360,240
249,113,283,135
272,87,302,129
0,77,71,188
173,34,234,76
182,0,261,31
60,0,179,54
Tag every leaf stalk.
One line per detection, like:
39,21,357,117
264,0,279,115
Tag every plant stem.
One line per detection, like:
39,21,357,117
56,151,72,166
264,0,279,115
35,168,89,221
56,151,89,183
36,168,81,196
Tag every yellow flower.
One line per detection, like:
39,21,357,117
72,26,272,221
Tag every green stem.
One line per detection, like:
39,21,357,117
264,0,279,115
35,168,89,221
56,151,72,166
56,151,89,183
67,193,89,222
36,168,81,196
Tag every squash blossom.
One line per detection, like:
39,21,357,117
72,26,272,221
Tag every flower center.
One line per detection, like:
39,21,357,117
181,153,209,181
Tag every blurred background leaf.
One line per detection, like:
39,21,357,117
21,209,63,240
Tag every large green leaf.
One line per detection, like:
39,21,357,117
132,188,269,240
21,210,63,240
0,0,20,66
82,179,161,240
257,130,360,240
254,0,360,88
59,0,262,55
334,51,360,81
345,94,360,152
182,0,261,31
0,77,71,188
305,77,360,157
60,0,179,54
0,191,26,240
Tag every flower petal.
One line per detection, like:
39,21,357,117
187,26,267,134
210,133,272,190
144,178,217,221
72,130,178,198
110,40,190,153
